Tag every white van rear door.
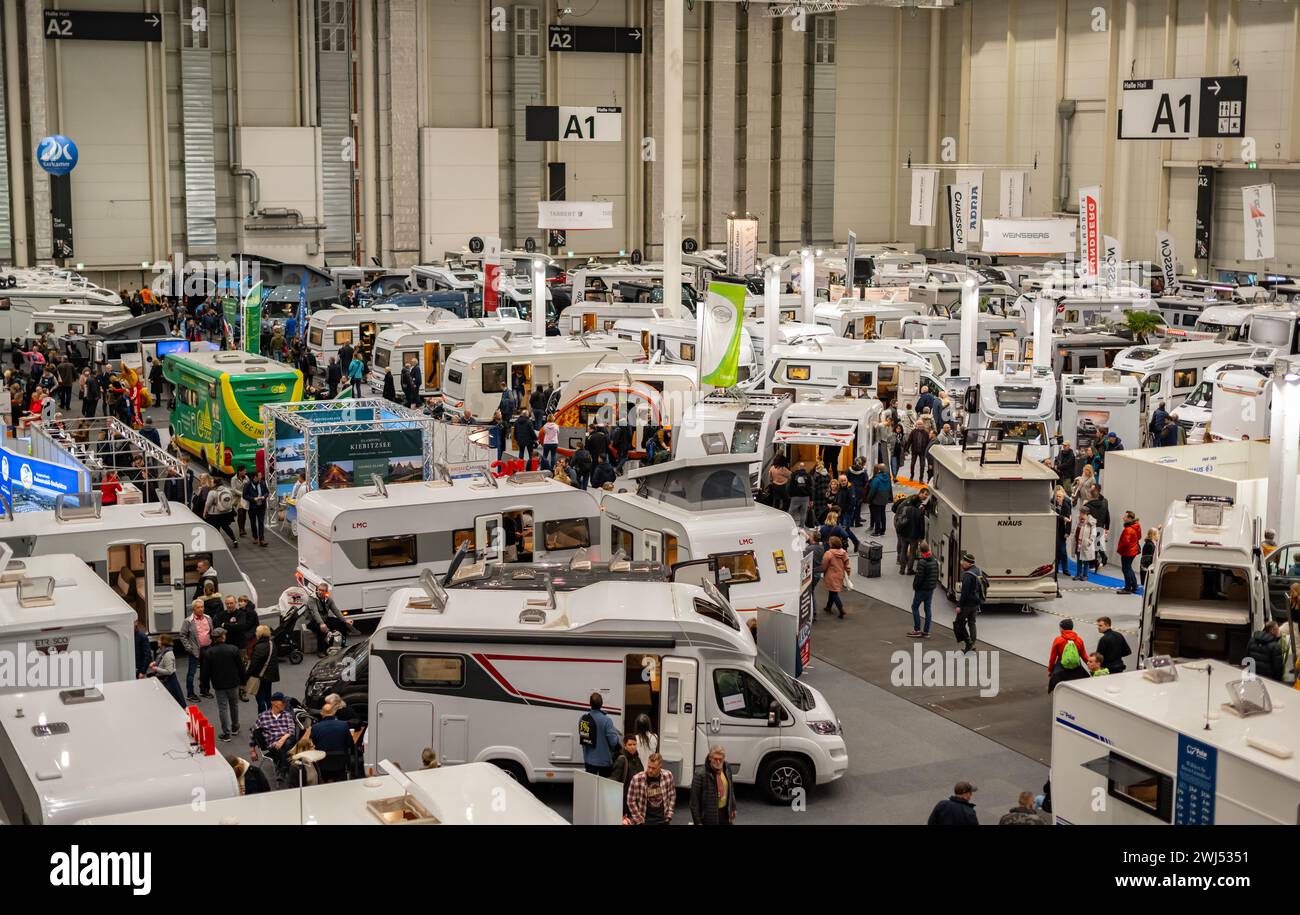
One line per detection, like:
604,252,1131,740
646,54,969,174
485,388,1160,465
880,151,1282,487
659,657,698,783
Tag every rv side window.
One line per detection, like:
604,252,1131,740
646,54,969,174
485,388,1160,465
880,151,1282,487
712,551,759,584
482,362,507,394
452,528,475,552
367,534,417,569
0,298,9,311
447,368,463,386
712,668,774,720
1141,374,1161,395
183,553,216,588
309,327,323,347
1173,367,1198,389
398,654,465,688
334,330,354,346
34,322,53,335
847,370,873,387
543,518,591,551
609,524,636,560
1097,751,1174,822
786,364,811,381
680,343,695,361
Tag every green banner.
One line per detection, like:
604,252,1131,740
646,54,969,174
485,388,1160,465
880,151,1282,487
316,428,424,489
221,296,239,347
243,280,263,355
700,279,746,388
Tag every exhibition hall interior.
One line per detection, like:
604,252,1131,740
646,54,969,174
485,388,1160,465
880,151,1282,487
0,0,1296,880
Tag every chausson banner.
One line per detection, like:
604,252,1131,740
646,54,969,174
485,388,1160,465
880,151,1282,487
1155,230,1178,290
1102,235,1122,288
982,217,1076,255
956,169,983,241
948,182,972,252
1241,183,1276,261
999,169,1029,217
909,168,938,227
698,279,746,388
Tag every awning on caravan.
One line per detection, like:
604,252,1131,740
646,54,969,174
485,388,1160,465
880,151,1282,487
1154,600,1250,626
773,418,856,448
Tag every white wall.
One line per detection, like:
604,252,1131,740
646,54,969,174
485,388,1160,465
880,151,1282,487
238,0,299,128
235,127,322,263
420,128,500,259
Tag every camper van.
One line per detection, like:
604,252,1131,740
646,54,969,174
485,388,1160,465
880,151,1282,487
1241,303,1300,357
1138,495,1269,668
0,269,128,340
611,317,761,390
1018,293,1158,331
674,390,793,488
812,297,923,340
295,473,601,620
1189,303,1260,341
548,362,700,458
0,549,135,690
0,497,256,634
1038,329,1132,376
600,454,810,625
308,305,456,367
1208,367,1273,442
773,393,882,475
60,311,177,369
1060,370,1142,454
898,314,1022,376
748,321,835,375
366,563,847,802
1166,357,1266,444
367,314,532,399
927,438,1059,607
0,678,238,825
968,363,1059,461
79,760,568,825
1111,339,1267,412
439,334,643,421
766,339,944,414
568,263,697,309
1050,661,1300,825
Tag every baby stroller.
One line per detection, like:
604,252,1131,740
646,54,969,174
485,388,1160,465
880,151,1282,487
273,587,309,665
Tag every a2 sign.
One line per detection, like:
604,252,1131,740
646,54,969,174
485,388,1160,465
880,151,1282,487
1118,76,1248,140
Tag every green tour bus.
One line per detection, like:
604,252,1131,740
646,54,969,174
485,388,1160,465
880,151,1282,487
164,350,303,474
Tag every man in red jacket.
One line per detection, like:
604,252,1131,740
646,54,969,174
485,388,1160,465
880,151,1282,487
1116,510,1142,594
1047,618,1088,677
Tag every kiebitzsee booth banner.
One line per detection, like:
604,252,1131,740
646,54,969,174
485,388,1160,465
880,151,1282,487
981,217,1077,255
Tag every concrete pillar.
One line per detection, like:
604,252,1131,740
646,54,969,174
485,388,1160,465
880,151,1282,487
662,0,684,318
1267,367,1300,542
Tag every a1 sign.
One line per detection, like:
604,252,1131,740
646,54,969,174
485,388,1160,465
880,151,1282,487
525,106,623,143
1118,76,1247,140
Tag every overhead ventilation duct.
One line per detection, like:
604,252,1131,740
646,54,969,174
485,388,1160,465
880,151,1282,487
1057,98,1077,212
180,0,218,253
512,5,543,250
803,13,836,245
316,0,355,263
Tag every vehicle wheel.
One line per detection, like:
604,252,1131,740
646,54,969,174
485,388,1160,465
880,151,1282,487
759,754,813,805
288,649,304,665
490,759,528,784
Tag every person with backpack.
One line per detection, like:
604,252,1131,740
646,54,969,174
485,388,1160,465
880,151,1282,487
1094,617,1131,675
204,476,240,547
954,552,985,653
865,462,893,536
1047,618,1089,691
787,461,812,526
571,445,594,490
513,411,537,465
893,487,932,575
908,540,939,638
578,692,621,777
820,535,852,620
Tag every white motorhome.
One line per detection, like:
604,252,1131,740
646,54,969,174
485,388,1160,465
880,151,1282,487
439,333,644,421
927,438,1060,607
568,263,696,308
1051,661,1300,825
0,549,135,690
0,678,238,824
0,268,126,340
366,563,847,802
601,454,810,625
898,314,1022,376
1017,293,1158,331
1111,339,1268,412
1167,357,1267,445
366,314,532,398
968,363,1059,461
748,320,835,375
812,297,924,340
1189,303,1261,341
767,339,944,414
307,305,455,367
611,317,761,390
1060,369,1142,454
80,760,568,825
295,473,601,620
1138,495,1269,668
0,497,255,634
1241,303,1300,358
1209,366,1273,442
548,362,699,457
773,392,882,475
674,390,793,488
32,309,131,342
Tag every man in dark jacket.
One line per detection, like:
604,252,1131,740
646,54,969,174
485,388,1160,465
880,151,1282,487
1156,416,1181,447
206,628,247,740
1056,442,1078,484
1094,616,1131,674
1247,621,1285,680
1149,402,1169,445
927,781,979,825
906,423,932,482
571,446,593,490
955,552,983,653
909,540,939,638
133,620,152,678
513,412,537,464
865,464,893,535
529,385,547,426
591,453,617,488
338,341,354,372
326,357,342,399
1085,488,1111,563
893,487,932,574
585,425,609,465
788,462,812,526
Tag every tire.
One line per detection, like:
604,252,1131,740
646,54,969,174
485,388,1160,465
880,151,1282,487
288,649,304,665
490,759,528,784
758,754,813,805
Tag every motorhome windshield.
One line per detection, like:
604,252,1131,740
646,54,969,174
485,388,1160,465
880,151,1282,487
1182,381,1213,409
987,420,1049,445
1248,314,1293,348
993,386,1045,410
755,649,816,711
731,421,761,454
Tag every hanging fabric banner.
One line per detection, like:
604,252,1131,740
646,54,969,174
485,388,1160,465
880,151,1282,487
956,169,983,242
999,169,1029,217
698,279,747,388
948,182,972,252
1241,183,1276,261
1155,231,1178,293
1102,235,1122,289
1078,185,1101,277
909,168,938,227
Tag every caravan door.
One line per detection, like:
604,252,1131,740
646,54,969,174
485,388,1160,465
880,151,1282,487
476,513,505,561
659,657,699,783
145,543,186,633
375,700,434,772
641,530,663,563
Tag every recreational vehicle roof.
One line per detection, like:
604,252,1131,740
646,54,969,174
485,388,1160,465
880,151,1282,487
0,499,212,544
1113,339,1266,368
373,315,532,346
0,552,137,637
1056,660,1300,783
1158,496,1255,562
0,678,238,825
450,333,640,361
928,441,1058,482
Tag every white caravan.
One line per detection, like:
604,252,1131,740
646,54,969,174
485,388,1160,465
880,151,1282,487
969,363,1059,461
548,362,699,458
898,314,1023,376
767,339,945,414
366,565,847,802
0,549,135,691
1111,339,1267,412
81,761,568,825
33,309,131,341
366,314,532,398
927,438,1060,607
600,454,810,626
1189,302,1261,341
0,497,255,635
747,320,835,376
1138,495,1269,668
611,317,761,390
1167,356,1266,445
0,678,238,825
295,473,601,620
568,263,696,307
1016,293,1158,331
1060,369,1142,454
1241,303,1300,358
674,390,793,488
1051,661,1300,825
439,333,644,421
307,305,455,367
773,392,883,475
812,296,924,340
1209,367,1273,442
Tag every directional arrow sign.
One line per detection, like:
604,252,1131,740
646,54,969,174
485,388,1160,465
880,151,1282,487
44,9,163,42
1118,76,1247,140
548,25,643,54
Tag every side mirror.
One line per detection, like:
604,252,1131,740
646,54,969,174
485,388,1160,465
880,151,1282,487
767,700,780,727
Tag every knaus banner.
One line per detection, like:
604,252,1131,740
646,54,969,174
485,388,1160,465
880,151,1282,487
948,182,972,252
1078,186,1101,277
956,169,983,241
1241,183,1276,261
982,217,1076,255
909,168,938,227
999,169,1029,218
1155,231,1178,291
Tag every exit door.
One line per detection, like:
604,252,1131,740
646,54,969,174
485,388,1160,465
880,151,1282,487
146,543,185,633
641,530,663,563
659,657,698,783
476,512,504,561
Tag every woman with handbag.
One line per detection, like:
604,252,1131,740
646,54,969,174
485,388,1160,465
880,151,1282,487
821,535,852,619
246,625,279,713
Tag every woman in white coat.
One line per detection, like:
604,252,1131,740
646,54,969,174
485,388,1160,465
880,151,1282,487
1071,506,1098,581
